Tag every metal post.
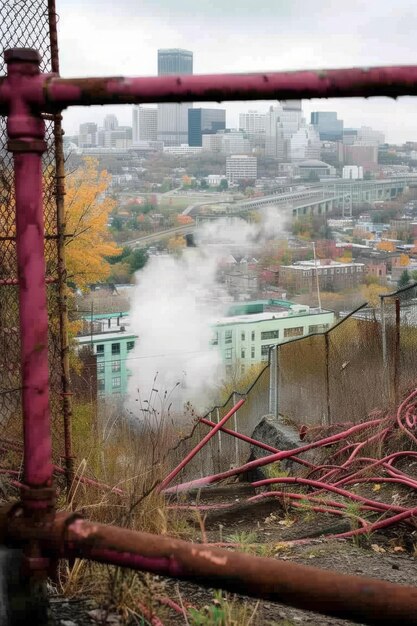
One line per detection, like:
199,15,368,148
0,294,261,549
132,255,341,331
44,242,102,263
394,298,400,405
269,346,278,417
324,333,331,426
6,49,53,490
48,0,75,494
381,295,387,366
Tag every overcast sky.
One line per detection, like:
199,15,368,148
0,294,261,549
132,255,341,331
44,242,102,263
58,0,417,143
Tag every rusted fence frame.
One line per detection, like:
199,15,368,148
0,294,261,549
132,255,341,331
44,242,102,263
2,47,417,623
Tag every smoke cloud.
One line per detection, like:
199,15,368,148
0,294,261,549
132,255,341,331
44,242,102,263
127,206,288,420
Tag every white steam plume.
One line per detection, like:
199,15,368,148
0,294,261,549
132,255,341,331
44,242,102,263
127,206,288,420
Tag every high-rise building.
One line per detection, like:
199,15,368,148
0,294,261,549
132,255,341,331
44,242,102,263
356,126,385,146
157,48,193,146
226,155,257,182
188,108,226,146
103,114,119,131
239,111,266,135
287,125,321,162
132,106,158,143
265,101,307,160
239,110,266,152
202,130,251,154
311,111,343,141
157,49,193,75
79,122,97,148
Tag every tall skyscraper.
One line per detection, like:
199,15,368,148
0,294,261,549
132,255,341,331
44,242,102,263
103,114,119,131
265,101,319,161
157,49,193,146
158,48,193,75
78,122,97,148
132,106,158,143
311,111,343,141
188,108,226,146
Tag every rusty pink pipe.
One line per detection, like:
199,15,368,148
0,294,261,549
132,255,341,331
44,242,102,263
159,398,245,492
164,418,383,493
26,66,417,110
199,417,315,469
3,64,417,114
7,49,53,488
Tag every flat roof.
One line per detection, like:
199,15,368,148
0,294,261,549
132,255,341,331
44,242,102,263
215,308,332,326
76,331,137,344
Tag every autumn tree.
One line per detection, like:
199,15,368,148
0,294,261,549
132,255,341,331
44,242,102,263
65,158,120,289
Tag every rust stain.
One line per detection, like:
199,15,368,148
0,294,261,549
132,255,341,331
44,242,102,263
194,548,228,566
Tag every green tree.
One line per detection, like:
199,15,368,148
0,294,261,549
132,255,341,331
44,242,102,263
218,179,228,191
128,248,148,273
398,269,411,287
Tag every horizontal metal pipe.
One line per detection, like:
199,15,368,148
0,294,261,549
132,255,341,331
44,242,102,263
33,514,417,626
2,65,417,112
43,66,417,109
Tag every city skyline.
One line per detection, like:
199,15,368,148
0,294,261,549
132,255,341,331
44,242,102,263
58,0,417,143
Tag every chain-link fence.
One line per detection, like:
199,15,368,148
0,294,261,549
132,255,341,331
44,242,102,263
380,282,417,405
0,1,66,461
173,295,417,483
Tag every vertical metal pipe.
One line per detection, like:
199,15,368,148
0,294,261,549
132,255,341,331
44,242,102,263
394,298,400,405
5,49,53,487
48,0,75,492
381,296,387,366
14,150,53,486
324,333,331,426
269,346,278,417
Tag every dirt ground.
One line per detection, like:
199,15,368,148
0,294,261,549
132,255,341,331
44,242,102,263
50,482,417,626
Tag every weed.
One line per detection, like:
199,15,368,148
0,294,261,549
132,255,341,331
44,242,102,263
188,590,259,626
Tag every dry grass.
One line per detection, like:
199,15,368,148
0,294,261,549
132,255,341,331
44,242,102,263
55,397,197,622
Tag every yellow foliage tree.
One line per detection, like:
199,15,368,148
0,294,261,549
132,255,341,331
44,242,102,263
400,253,410,266
376,241,395,252
64,158,119,289
167,235,186,254
361,283,389,308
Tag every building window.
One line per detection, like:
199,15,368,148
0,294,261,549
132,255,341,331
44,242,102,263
212,332,218,345
96,344,104,355
112,360,121,373
251,331,255,341
241,349,245,359
284,326,304,338
225,330,233,344
261,330,279,340
98,379,105,391
127,340,135,351
308,324,329,334
112,376,121,388
241,365,245,375
251,346,255,358
97,362,105,374
111,343,120,355
241,332,245,341
225,348,232,359
261,345,271,360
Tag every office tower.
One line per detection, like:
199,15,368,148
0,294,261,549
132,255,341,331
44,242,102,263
157,49,193,146
188,108,226,146
78,122,97,148
103,114,119,131
132,106,158,143
311,111,344,141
